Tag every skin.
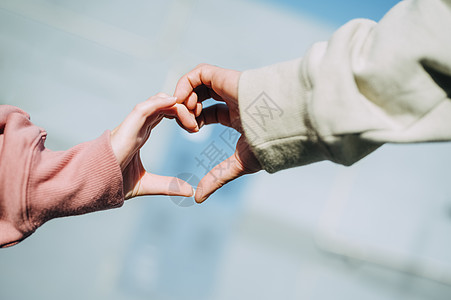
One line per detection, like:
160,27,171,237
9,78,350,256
174,64,262,203
110,93,197,200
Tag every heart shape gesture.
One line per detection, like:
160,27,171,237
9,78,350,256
111,65,262,204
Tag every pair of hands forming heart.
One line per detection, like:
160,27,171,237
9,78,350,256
110,64,262,204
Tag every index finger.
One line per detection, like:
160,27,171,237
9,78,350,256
173,64,216,105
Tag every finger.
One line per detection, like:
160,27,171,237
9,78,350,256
186,85,210,109
186,85,222,110
194,102,203,117
186,91,198,111
195,154,243,203
155,92,170,98
115,96,178,152
196,104,231,128
137,173,194,197
136,95,178,118
173,64,215,104
162,103,198,132
194,85,223,102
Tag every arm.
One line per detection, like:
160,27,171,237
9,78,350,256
0,105,123,247
0,95,196,248
174,0,451,201
239,0,451,172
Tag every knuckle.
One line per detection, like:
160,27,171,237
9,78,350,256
156,92,168,98
180,74,190,84
195,63,209,69
133,102,143,111
133,102,146,115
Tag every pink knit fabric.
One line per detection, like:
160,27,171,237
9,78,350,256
0,105,124,248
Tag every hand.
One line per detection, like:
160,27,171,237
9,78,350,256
174,64,262,203
111,93,197,200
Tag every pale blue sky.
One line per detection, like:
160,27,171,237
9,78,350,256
2,1,450,300
266,0,402,26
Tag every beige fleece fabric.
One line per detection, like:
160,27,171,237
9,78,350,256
239,0,451,173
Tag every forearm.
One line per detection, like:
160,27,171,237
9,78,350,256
239,0,451,173
27,131,124,226
0,106,124,247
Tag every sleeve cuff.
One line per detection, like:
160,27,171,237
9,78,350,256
238,59,328,173
27,130,124,228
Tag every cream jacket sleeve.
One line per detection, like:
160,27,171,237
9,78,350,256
238,0,451,173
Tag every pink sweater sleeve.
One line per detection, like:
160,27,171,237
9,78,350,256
0,105,124,248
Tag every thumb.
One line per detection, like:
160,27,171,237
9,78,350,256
137,173,194,197
195,154,244,203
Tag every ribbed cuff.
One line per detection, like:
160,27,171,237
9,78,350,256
27,130,124,228
238,59,327,173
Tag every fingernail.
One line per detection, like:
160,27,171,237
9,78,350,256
190,118,199,131
195,187,203,204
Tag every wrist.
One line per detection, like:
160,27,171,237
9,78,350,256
110,129,128,171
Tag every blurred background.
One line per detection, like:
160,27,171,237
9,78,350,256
1,0,451,299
